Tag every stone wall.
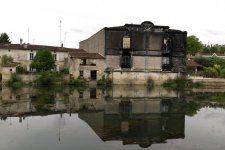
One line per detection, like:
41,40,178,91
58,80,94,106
69,58,106,81
108,71,179,85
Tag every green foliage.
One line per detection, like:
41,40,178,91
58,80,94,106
0,32,10,43
187,35,204,55
97,75,112,87
7,73,23,87
202,44,225,54
37,71,57,85
185,101,201,116
1,55,13,66
163,77,203,89
60,67,69,74
69,78,86,86
194,57,225,78
16,66,27,74
31,48,55,72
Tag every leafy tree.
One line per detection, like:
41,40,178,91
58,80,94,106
1,55,13,66
187,35,204,55
31,48,55,72
0,32,11,43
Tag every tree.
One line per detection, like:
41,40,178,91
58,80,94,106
187,35,204,55
31,48,55,72
0,32,11,43
1,55,13,66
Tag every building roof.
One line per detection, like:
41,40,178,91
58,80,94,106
0,43,86,53
186,59,203,68
69,52,104,59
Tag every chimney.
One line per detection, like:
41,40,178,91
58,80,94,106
20,38,23,45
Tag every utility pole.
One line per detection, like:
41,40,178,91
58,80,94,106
59,20,62,46
28,27,30,44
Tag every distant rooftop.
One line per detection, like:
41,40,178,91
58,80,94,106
0,43,86,53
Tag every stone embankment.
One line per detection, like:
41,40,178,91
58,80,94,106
190,76,225,88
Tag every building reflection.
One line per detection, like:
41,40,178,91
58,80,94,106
0,86,185,148
78,86,185,148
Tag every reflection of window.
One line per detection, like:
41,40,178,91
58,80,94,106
90,88,96,99
162,57,170,64
53,65,59,72
30,53,34,60
27,65,36,72
79,70,84,78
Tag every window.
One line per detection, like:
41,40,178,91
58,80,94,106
90,88,96,99
53,65,59,72
79,91,84,99
81,59,86,65
162,57,170,65
79,70,84,78
9,69,12,72
123,36,130,49
53,54,57,61
145,36,149,49
30,53,34,60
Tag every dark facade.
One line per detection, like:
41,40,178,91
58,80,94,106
80,21,187,72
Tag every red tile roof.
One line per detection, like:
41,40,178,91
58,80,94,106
69,52,104,59
186,59,203,68
0,43,86,53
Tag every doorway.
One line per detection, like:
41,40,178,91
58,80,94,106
90,70,97,80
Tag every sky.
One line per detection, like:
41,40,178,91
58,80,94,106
0,0,225,48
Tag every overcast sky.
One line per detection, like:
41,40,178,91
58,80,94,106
0,0,225,48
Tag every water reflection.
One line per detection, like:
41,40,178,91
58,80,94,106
79,98,185,148
1,86,225,149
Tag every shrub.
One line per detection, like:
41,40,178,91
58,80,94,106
7,73,23,87
16,66,27,74
163,77,202,89
37,71,56,85
1,55,13,66
97,75,112,87
60,67,69,74
69,78,86,86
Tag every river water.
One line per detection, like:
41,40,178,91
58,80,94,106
0,86,225,150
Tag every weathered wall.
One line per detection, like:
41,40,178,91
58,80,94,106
69,58,106,81
108,71,179,85
132,56,162,70
108,85,179,98
105,55,120,69
79,28,105,56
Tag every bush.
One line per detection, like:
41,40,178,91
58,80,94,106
7,73,23,87
16,66,27,74
97,75,112,87
69,78,86,86
1,55,13,66
60,67,69,74
37,71,56,85
163,77,203,89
